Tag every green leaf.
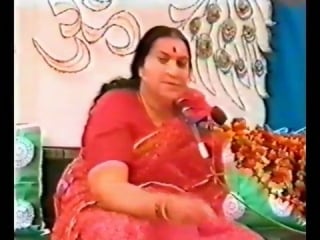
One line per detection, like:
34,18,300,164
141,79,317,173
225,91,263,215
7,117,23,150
224,168,306,234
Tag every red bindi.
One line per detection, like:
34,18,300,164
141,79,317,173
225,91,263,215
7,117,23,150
173,46,177,53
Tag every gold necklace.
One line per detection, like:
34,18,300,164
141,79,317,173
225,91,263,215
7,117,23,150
137,92,163,127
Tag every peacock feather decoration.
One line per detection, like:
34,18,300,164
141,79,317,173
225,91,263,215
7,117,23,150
168,0,274,127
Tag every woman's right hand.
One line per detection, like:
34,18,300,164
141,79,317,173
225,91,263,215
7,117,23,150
176,88,212,123
163,194,216,226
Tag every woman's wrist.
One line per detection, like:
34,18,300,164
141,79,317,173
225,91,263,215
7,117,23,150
154,195,171,221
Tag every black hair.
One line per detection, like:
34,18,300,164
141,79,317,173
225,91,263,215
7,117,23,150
91,25,192,107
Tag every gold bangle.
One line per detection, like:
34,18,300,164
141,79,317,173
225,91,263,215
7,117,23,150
160,202,170,221
155,201,170,221
155,202,163,219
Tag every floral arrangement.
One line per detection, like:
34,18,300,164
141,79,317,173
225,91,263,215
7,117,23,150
219,119,306,237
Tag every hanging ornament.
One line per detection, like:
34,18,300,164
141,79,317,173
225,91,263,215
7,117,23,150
189,17,201,36
15,136,35,169
253,59,265,77
213,49,233,73
206,3,221,24
234,58,247,79
242,25,256,43
196,33,213,59
234,0,253,20
221,19,237,43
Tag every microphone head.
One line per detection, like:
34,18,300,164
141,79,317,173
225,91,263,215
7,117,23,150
210,106,227,125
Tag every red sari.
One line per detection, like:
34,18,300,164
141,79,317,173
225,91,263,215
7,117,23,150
51,90,263,240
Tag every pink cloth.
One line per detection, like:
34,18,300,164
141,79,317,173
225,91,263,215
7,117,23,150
51,90,263,240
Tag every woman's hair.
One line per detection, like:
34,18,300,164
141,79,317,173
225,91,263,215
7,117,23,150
92,25,192,106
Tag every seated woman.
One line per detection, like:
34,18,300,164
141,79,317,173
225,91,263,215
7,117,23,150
51,25,263,240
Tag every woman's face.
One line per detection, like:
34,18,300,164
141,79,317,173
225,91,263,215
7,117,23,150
139,37,191,103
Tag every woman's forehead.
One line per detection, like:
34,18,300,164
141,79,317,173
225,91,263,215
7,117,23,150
150,37,189,57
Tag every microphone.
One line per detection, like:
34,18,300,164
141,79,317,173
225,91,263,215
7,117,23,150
210,106,228,126
176,98,227,126
176,99,228,159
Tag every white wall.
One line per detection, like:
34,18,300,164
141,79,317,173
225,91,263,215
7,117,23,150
15,0,272,146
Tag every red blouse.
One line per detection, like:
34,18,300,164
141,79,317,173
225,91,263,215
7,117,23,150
82,90,156,169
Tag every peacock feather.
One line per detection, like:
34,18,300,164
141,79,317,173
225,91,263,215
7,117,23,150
168,0,274,127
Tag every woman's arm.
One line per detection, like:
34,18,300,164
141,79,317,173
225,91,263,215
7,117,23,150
87,160,215,224
83,91,168,220
88,160,166,220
